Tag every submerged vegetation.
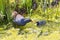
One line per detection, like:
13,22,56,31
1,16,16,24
0,0,60,40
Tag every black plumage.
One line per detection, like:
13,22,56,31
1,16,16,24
36,20,46,26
